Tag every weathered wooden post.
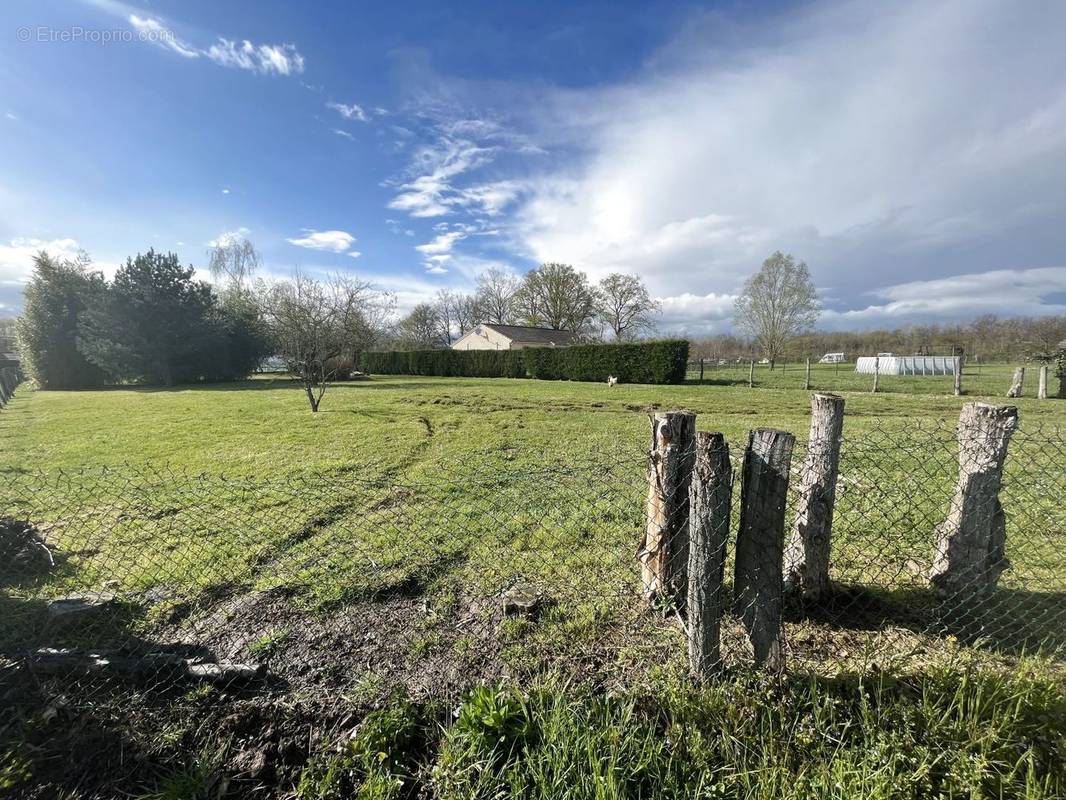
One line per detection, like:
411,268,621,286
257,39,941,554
1007,367,1025,398
928,403,1018,599
784,394,845,600
699,358,705,383
804,358,811,391
748,360,755,389
640,411,696,604
1037,365,1048,400
733,428,794,669
871,356,880,393
687,432,732,678
953,357,963,397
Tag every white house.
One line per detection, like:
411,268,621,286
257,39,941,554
451,324,579,351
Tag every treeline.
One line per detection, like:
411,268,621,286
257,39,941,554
689,316,1066,363
17,249,271,389
363,340,690,384
393,265,661,348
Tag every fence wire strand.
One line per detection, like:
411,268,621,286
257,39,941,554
1,419,1064,708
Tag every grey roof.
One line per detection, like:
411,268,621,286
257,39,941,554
483,324,579,346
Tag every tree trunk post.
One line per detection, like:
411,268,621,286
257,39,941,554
748,360,755,389
804,358,811,391
928,402,1019,599
953,357,963,396
871,356,880,393
784,394,845,601
687,432,732,678
1007,367,1024,398
640,411,697,604
699,358,705,383
733,428,794,669
1037,365,1048,400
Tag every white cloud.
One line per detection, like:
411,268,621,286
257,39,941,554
221,187,231,194
347,251,363,259
824,267,1066,326
387,131,500,218
502,0,1066,313
5,112,19,122
0,237,83,286
206,39,305,75
415,230,466,256
208,227,250,248
333,128,355,140
327,102,370,122
286,229,358,254
124,14,305,76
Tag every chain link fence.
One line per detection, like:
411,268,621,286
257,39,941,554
2,409,1064,707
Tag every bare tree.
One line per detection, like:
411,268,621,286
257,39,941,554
733,252,819,369
475,268,520,324
433,289,482,343
263,272,393,412
515,262,597,333
208,235,260,295
398,302,449,349
595,273,661,341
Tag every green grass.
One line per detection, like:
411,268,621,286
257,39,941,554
1,372,1064,677
294,661,1066,800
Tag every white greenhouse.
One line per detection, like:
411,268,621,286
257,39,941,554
854,356,960,376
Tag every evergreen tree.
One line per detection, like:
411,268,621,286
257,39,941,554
16,251,108,389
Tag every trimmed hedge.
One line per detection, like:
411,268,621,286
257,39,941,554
361,339,689,385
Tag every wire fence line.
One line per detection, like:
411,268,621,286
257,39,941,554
1,404,1064,705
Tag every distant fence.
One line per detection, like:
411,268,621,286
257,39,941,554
0,365,24,407
1,400,1064,705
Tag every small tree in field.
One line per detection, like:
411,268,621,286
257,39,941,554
264,273,393,412
733,252,819,369
595,273,660,341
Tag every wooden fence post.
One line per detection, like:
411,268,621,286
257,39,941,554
871,356,880,393
1037,365,1048,400
1007,367,1024,398
784,394,845,601
928,402,1018,599
640,411,696,604
804,358,811,391
699,358,705,383
733,428,794,669
953,357,963,396
687,432,732,678
748,360,755,389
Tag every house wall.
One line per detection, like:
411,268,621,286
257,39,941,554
451,326,513,350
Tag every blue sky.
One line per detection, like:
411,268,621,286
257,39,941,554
2,0,1066,333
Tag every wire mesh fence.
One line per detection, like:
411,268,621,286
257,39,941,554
1,410,1064,707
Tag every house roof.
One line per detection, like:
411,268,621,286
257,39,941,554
483,324,579,346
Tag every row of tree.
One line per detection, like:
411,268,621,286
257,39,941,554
394,265,661,349
14,238,400,410
17,249,273,389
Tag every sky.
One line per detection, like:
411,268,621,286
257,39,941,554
2,0,1066,334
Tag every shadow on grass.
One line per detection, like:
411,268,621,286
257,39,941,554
785,582,1066,658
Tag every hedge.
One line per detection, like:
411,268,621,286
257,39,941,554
361,339,689,385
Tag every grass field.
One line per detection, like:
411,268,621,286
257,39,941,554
2,371,1065,798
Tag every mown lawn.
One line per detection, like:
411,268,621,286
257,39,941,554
2,373,1065,798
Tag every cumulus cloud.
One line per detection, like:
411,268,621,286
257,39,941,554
286,229,358,254
503,0,1066,318
208,227,250,248
0,237,83,286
